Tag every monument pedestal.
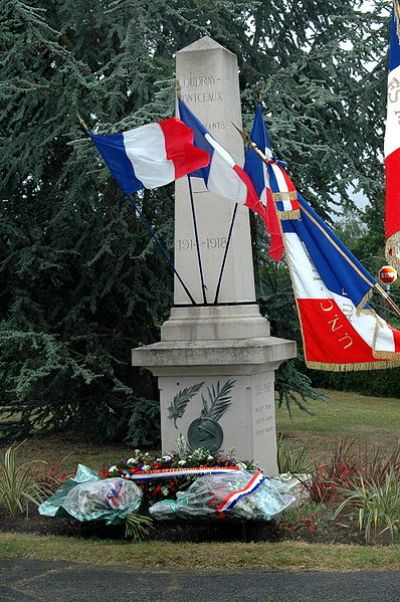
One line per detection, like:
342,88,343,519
132,306,296,475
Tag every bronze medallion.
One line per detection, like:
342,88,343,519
187,417,223,452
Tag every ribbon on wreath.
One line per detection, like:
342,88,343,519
121,465,242,481
216,470,266,513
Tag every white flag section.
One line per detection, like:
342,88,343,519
178,98,261,212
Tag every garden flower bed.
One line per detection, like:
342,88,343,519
1,439,400,546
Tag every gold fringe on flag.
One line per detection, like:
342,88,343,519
305,359,400,371
355,288,374,313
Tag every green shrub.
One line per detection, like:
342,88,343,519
0,442,49,517
334,470,400,543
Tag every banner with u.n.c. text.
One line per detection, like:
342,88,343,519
282,194,400,371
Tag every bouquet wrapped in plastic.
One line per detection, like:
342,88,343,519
39,464,142,525
150,470,295,521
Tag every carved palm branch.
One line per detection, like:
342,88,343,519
201,379,236,422
167,382,204,428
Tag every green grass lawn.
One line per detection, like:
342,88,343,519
0,434,129,474
277,389,400,459
1,533,400,572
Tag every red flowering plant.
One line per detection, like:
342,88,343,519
102,445,251,505
305,440,358,505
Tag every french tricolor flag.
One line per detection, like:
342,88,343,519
385,6,400,268
90,118,209,194
178,98,260,212
244,102,285,261
282,195,400,371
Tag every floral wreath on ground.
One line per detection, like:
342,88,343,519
101,446,254,505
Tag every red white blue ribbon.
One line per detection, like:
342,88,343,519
216,470,266,513
121,465,241,481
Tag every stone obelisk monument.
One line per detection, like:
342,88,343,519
132,37,296,474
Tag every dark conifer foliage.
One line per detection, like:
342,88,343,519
0,0,389,442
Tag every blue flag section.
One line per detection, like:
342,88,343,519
243,103,285,260
244,102,272,197
91,131,143,194
281,194,376,309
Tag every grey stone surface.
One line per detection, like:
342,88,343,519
174,35,255,305
160,305,271,342
132,337,296,371
1,560,400,602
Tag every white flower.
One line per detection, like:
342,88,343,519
207,455,214,461
178,459,186,466
127,458,138,466
161,487,169,496
155,457,162,463
108,465,118,474
142,464,151,471
134,449,140,455
162,455,172,462
144,452,150,457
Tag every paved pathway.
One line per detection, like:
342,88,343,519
1,559,400,601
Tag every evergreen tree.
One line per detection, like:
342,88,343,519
0,0,391,443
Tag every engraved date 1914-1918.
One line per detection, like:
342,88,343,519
177,237,227,251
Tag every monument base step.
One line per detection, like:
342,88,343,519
160,304,270,341
131,336,295,376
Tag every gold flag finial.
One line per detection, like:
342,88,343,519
231,122,269,163
231,121,251,145
77,112,89,132
257,83,265,102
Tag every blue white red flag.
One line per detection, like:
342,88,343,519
282,195,400,370
244,102,299,222
244,102,286,260
90,118,209,194
178,98,260,212
385,3,400,269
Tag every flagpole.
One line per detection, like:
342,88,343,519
175,84,207,304
233,123,400,319
127,195,197,306
77,114,197,306
213,203,238,304
187,176,208,304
